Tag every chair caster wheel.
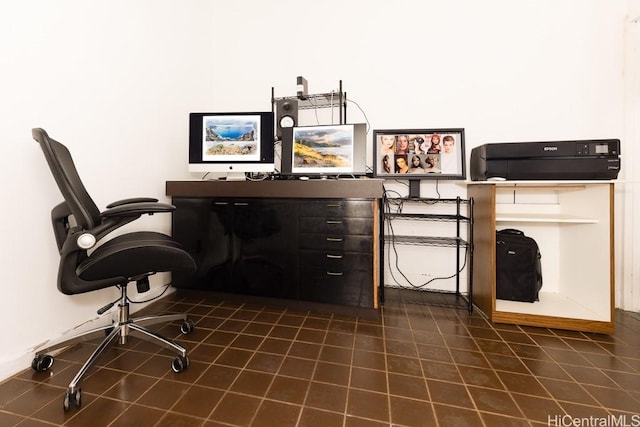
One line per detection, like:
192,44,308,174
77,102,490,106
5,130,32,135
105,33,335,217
171,355,189,373
32,355,54,372
63,388,81,411
180,319,195,335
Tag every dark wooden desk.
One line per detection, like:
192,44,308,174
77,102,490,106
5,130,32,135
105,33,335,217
166,179,384,309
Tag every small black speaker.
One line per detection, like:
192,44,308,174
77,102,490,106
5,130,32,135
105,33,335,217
275,99,298,139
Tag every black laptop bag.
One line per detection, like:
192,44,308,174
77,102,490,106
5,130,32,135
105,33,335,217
495,229,543,303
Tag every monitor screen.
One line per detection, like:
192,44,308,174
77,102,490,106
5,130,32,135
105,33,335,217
373,128,466,180
188,111,275,178
280,123,367,177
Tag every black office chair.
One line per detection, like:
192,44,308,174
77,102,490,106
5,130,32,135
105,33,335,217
30,128,197,411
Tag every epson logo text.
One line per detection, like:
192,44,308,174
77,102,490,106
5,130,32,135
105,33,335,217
544,146,558,151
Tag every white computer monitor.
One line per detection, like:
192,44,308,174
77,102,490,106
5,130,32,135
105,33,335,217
188,111,275,180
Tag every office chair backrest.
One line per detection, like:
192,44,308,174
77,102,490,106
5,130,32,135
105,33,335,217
32,128,102,230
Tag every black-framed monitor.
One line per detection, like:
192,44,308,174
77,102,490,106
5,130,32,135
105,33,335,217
280,123,367,177
373,128,466,196
188,111,275,180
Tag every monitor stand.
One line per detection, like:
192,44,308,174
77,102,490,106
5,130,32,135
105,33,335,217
408,179,421,198
225,172,247,181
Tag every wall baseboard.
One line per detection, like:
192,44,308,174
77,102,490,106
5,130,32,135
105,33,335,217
0,353,34,382
0,285,177,383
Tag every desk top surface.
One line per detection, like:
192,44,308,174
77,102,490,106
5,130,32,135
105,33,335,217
166,179,385,199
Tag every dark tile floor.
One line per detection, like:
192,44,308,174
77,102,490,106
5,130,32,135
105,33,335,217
0,288,638,427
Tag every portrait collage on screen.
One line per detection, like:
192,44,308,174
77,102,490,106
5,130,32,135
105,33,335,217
377,132,462,176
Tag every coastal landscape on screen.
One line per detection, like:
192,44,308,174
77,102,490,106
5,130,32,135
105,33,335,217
293,125,353,169
203,115,260,158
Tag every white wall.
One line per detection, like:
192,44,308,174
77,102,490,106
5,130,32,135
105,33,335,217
213,1,626,136
621,6,640,312
0,0,215,379
0,0,636,380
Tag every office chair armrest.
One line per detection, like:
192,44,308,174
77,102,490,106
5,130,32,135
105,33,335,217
106,197,159,208
101,202,176,218
87,202,175,243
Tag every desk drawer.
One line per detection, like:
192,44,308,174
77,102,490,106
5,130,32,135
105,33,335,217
299,200,373,218
299,233,372,253
299,251,372,273
299,268,373,307
299,217,373,235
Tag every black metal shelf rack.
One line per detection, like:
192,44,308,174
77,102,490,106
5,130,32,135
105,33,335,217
271,80,347,124
381,196,474,312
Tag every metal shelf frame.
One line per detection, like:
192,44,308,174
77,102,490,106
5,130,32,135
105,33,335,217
381,196,474,312
271,80,347,125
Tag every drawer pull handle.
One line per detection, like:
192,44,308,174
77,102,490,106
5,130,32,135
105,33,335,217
213,202,229,206
234,202,249,206
326,254,343,259
326,237,343,242
326,220,343,224
327,272,344,276
326,204,341,208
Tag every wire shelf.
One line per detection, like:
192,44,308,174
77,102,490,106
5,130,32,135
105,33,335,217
385,213,471,222
387,235,469,248
384,287,472,311
274,93,344,110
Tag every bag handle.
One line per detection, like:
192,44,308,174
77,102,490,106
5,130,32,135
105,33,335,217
497,228,524,236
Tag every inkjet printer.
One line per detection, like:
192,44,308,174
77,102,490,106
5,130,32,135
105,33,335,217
470,139,621,181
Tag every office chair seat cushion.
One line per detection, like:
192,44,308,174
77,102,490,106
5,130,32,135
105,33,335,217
77,231,196,282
